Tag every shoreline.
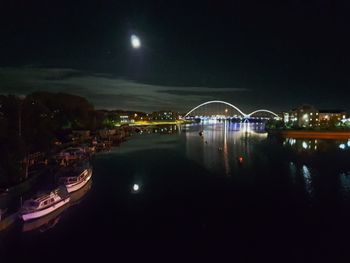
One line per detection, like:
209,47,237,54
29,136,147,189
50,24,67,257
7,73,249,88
115,120,193,127
268,129,350,139
0,122,181,222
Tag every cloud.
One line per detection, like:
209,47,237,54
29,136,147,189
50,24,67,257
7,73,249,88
0,67,250,112
157,88,248,96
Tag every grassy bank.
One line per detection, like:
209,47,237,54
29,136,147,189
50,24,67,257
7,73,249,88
269,129,350,139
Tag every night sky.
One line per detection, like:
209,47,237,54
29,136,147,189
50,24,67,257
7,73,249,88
0,0,349,112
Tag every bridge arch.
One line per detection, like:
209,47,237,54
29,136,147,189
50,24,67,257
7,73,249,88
247,109,279,118
184,100,246,117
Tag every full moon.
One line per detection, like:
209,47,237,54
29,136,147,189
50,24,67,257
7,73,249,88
131,35,141,49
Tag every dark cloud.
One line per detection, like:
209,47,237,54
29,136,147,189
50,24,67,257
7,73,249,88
157,89,249,96
0,67,251,112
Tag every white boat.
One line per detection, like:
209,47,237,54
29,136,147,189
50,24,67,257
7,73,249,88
22,180,92,232
58,164,93,193
69,179,92,206
20,186,70,221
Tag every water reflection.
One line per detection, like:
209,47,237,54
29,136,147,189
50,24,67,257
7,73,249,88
0,210,17,233
134,124,179,135
182,122,350,203
132,183,140,193
340,172,350,200
301,165,313,197
22,204,67,232
289,162,297,184
184,121,267,176
284,138,350,152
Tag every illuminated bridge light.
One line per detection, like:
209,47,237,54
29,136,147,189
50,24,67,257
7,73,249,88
183,100,279,119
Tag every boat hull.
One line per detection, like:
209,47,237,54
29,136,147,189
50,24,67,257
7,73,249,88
22,204,67,232
21,197,70,221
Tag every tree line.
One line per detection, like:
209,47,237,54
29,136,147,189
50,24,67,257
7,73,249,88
0,92,103,187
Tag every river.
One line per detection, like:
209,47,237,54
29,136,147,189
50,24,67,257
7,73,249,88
1,121,350,262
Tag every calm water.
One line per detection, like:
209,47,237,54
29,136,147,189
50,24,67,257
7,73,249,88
2,122,350,262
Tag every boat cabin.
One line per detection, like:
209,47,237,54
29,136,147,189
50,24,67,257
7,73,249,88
59,168,89,185
22,186,69,211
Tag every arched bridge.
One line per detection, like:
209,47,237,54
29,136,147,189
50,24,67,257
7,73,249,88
183,100,279,119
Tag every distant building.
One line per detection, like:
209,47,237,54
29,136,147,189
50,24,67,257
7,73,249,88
283,105,347,128
150,111,178,121
319,110,347,128
283,105,318,128
120,115,134,124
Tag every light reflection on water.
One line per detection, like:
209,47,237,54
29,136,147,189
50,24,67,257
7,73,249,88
2,122,350,260
340,172,350,199
184,121,267,176
182,122,350,202
301,164,313,197
289,162,297,184
284,137,350,152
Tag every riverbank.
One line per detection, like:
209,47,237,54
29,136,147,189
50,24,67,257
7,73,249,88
116,119,193,126
0,123,183,231
269,129,350,139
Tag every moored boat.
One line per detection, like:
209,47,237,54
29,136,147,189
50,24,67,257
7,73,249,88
69,179,92,206
58,163,93,193
22,179,92,232
20,186,70,221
